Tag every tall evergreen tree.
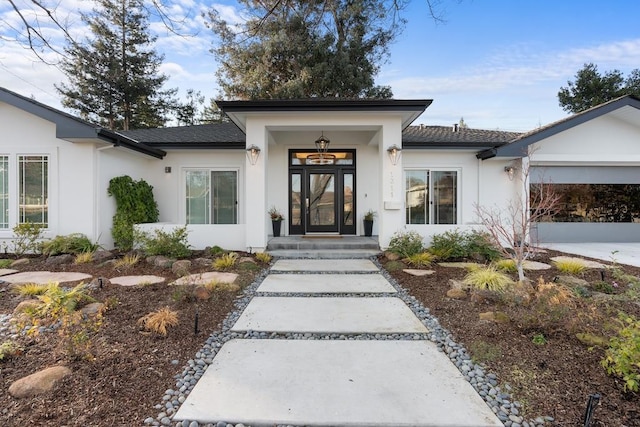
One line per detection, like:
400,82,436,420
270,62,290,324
207,0,404,99
558,63,640,114
56,0,175,130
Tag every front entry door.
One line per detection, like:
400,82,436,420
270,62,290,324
307,171,337,232
289,150,355,235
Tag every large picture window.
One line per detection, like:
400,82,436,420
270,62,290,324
186,170,238,224
406,169,457,225
19,155,48,226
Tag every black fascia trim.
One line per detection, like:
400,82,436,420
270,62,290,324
146,142,245,149
494,95,640,157
476,148,497,160
217,99,432,112
97,129,166,159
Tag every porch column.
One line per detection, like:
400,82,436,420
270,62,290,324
245,119,268,252
379,119,404,249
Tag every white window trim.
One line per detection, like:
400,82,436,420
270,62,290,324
181,167,242,225
404,167,462,225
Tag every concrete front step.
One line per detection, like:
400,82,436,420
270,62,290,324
267,236,380,250
270,258,379,273
174,339,503,427
268,249,381,259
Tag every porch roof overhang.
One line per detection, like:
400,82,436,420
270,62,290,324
216,99,433,132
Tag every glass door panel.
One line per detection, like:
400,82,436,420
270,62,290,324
289,172,303,235
307,172,337,232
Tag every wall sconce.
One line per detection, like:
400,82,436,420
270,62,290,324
504,166,516,181
164,166,172,173
246,145,261,165
387,144,402,165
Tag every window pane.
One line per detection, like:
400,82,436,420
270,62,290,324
212,171,237,224
532,183,640,223
291,173,302,226
0,157,7,228
186,171,209,224
343,173,353,226
406,170,428,224
19,155,48,226
433,171,457,224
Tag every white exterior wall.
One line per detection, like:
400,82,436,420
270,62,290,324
138,150,247,251
0,103,96,248
530,114,640,164
400,150,516,247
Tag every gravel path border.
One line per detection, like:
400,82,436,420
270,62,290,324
145,258,554,427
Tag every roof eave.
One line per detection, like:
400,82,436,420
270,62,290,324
97,129,166,159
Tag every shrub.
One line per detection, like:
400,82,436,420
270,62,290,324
405,252,436,267
592,280,616,294
493,258,517,273
532,333,547,345
463,266,513,292
213,252,238,270
602,313,640,392
113,253,140,269
204,280,240,292
108,176,159,251
137,307,179,336
42,233,98,256
552,259,587,275
135,226,191,258
255,252,272,263
384,260,405,272
210,245,225,256
388,231,424,258
74,251,94,264
0,259,13,268
429,229,500,261
12,282,49,297
0,340,23,360
11,222,44,256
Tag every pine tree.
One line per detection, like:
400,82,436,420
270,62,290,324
56,0,176,130
207,0,402,99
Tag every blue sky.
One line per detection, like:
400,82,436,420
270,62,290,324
1,0,640,131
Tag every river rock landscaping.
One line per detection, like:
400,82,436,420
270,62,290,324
0,246,638,426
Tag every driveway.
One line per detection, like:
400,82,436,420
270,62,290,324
543,243,640,267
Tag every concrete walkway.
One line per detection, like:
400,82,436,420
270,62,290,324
543,243,640,267
175,258,502,427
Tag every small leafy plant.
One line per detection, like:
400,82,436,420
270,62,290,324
42,233,99,256
429,229,500,261
210,245,225,256
388,230,424,258
255,252,272,263
268,206,284,221
12,282,49,297
113,253,140,269
532,333,547,345
602,313,640,392
405,252,436,267
137,307,179,336
11,222,44,256
0,340,23,360
135,226,191,258
363,209,376,221
0,259,13,268
493,258,517,273
553,258,587,275
463,266,513,292
213,252,238,270
74,251,94,264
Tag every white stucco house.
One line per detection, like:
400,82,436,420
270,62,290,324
1,86,639,252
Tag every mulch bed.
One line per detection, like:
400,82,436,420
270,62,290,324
0,252,263,426
0,249,638,426
384,249,640,426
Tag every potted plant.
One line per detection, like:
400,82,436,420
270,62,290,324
268,206,284,237
363,209,376,237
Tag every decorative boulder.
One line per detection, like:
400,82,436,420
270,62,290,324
172,260,192,277
9,366,72,398
45,254,74,266
446,288,467,299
